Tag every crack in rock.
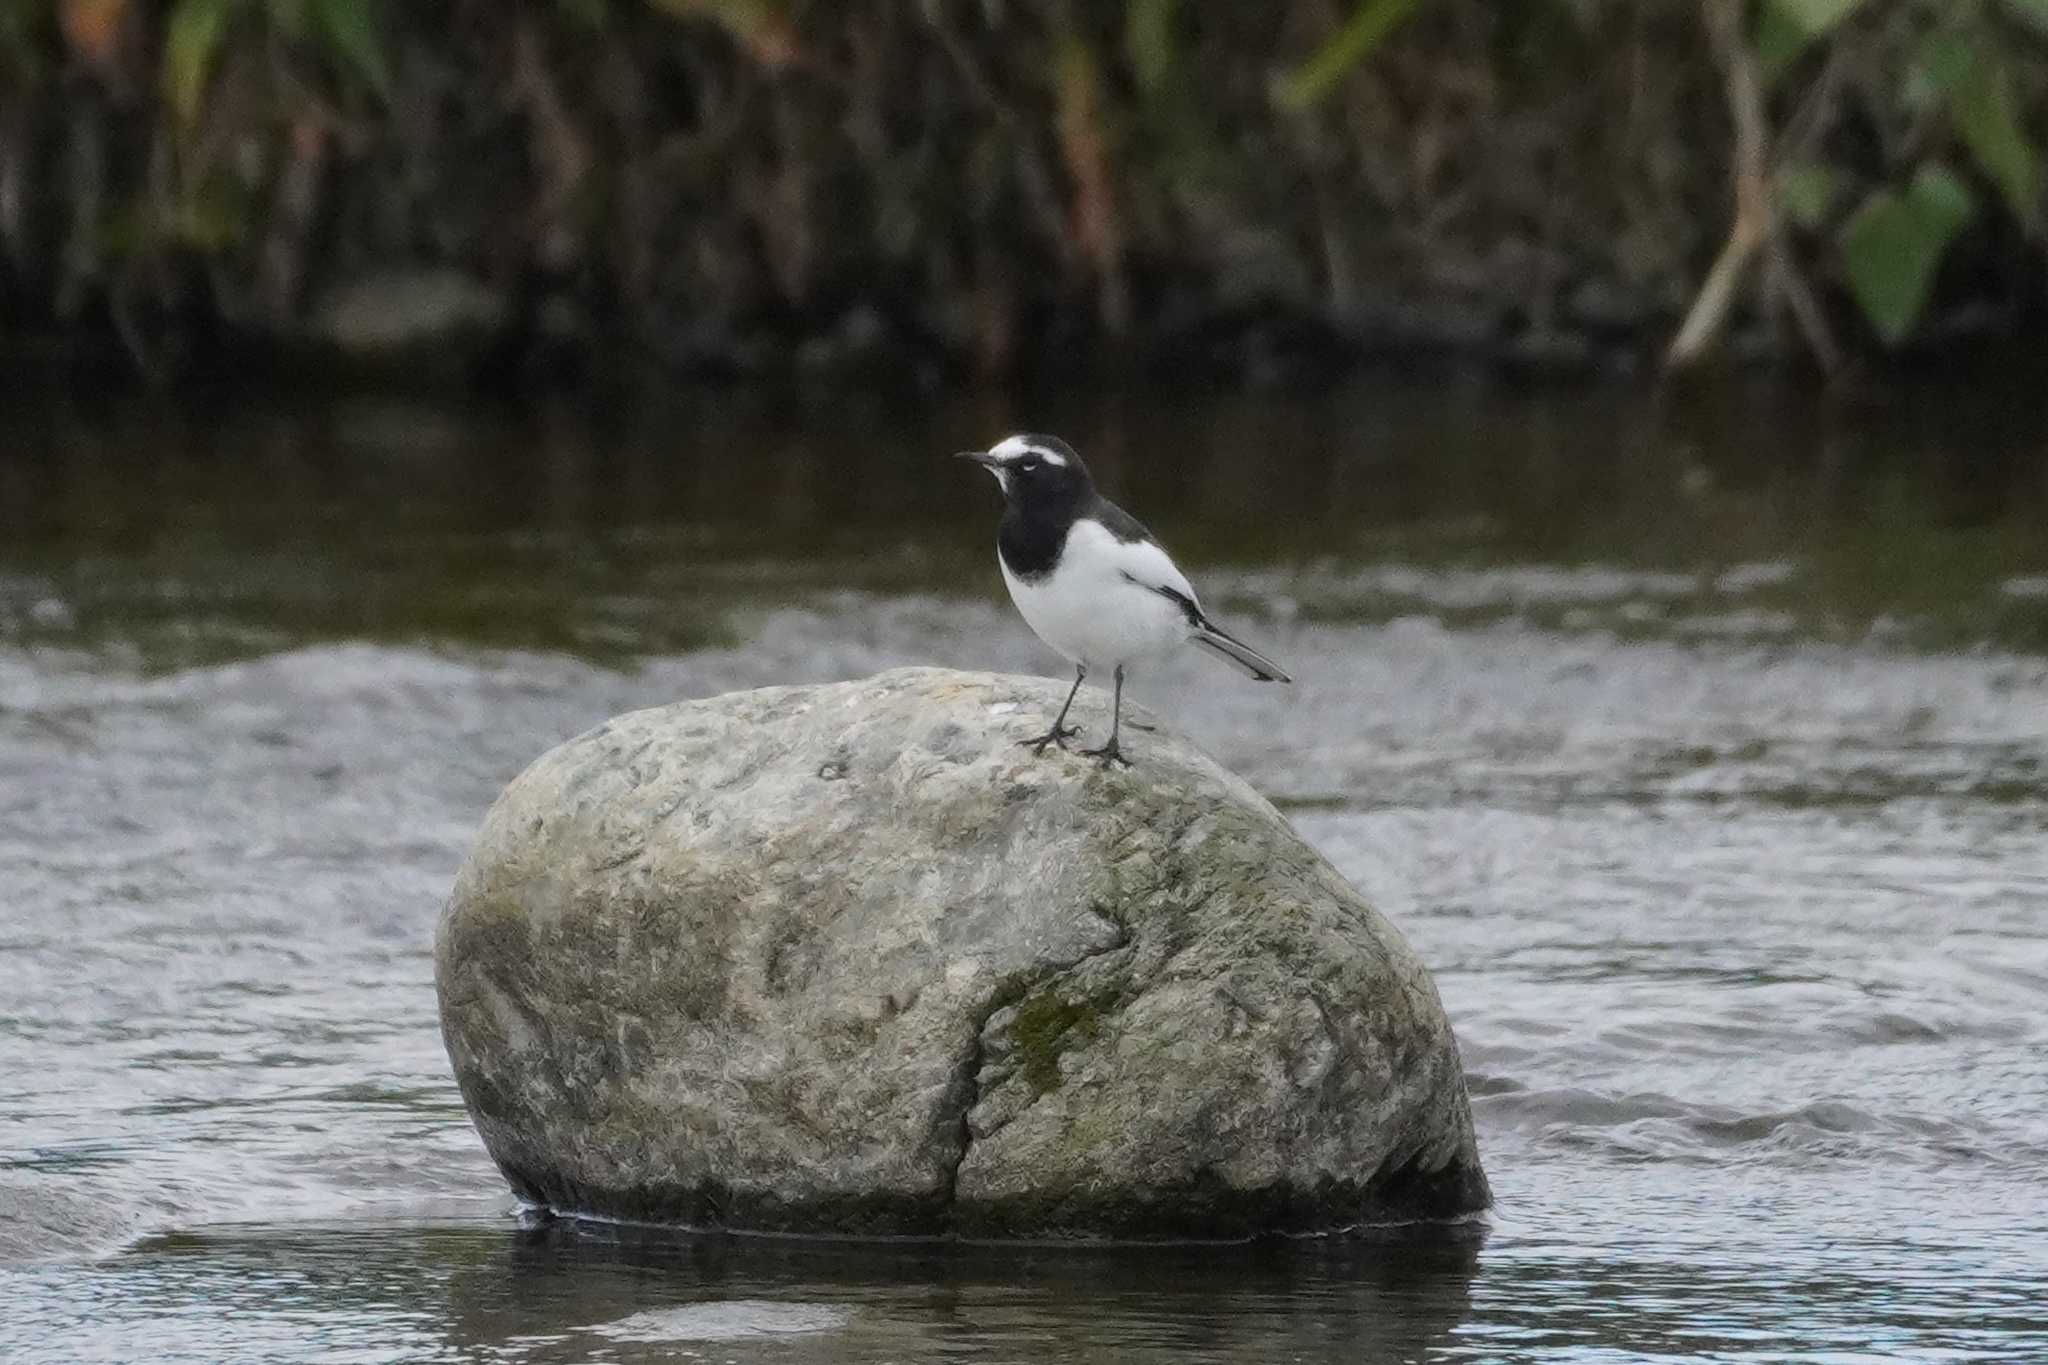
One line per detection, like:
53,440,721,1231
941,927,1138,1226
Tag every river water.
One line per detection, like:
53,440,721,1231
3,378,2046,1362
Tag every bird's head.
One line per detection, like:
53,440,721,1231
956,433,1091,508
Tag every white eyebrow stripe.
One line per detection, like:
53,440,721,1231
990,434,1066,466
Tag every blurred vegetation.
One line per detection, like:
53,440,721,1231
1,0,2046,386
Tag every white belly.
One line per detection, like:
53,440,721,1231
1000,523,1191,672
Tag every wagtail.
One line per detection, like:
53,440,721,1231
959,433,1291,767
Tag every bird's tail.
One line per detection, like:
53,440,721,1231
1190,622,1292,683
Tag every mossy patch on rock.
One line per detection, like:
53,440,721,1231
1007,987,1122,1094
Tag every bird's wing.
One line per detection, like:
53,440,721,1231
1085,499,1203,608
1088,495,1160,546
1115,558,1291,682
1086,501,1291,682
1110,542,1204,625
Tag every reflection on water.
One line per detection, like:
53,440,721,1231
2,378,2047,1362
10,1219,1485,1364
2,376,2046,667
12,1185,2047,1363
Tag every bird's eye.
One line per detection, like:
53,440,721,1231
1019,458,1040,472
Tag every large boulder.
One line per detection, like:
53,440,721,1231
436,667,1488,1239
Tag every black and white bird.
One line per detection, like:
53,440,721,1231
959,432,1291,767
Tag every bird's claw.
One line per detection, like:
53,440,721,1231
1081,740,1131,769
1020,723,1082,755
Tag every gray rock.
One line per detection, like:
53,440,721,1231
309,269,509,359
435,667,1488,1239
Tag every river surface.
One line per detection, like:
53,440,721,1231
3,378,2047,1362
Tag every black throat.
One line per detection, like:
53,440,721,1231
998,485,1157,580
997,485,1087,581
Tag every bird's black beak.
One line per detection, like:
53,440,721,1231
956,450,1002,470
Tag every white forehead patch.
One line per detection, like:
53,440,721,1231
990,434,1066,467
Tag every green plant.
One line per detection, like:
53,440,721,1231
1275,0,1424,110
0,0,53,78
1278,0,2048,369
645,0,797,67
1760,0,2046,347
162,0,392,124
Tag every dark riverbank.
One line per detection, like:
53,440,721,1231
5,1,2047,388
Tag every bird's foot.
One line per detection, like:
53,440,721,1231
1019,723,1082,755
1081,738,1131,769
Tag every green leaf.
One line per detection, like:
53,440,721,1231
1125,0,1178,97
168,194,249,250
1999,0,2048,37
0,0,51,79
269,0,310,41
0,0,50,47
1753,3,1812,85
646,0,771,32
163,0,242,125
1767,0,1871,34
1916,28,1972,87
646,0,796,64
1276,0,1423,110
1954,77,2041,234
1778,162,1845,229
310,0,391,98
1918,28,2042,233
1755,0,1870,83
557,0,609,29
1838,167,1975,345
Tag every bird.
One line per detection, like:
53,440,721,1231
958,432,1291,767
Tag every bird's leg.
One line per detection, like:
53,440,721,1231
1082,666,1133,768
1020,665,1086,753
